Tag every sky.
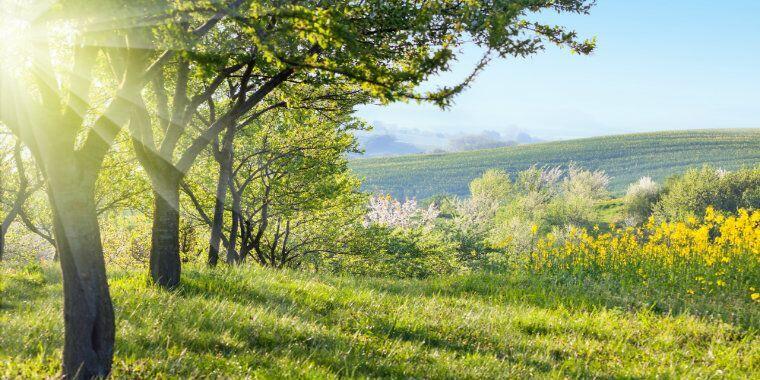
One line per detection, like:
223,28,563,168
356,0,760,141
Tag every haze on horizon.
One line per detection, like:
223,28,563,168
357,0,760,142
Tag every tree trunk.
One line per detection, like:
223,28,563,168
207,122,236,267
207,165,229,267
239,244,251,264
149,180,181,289
226,207,240,265
0,227,5,261
46,172,114,379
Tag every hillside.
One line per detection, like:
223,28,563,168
350,129,760,199
1,264,757,378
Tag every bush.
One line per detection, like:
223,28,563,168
365,195,439,229
489,165,610,253
334,225,462,279
551,164,610,227
468,169,512,201
623,177,661,225
653,165,760,221
443,195,500,267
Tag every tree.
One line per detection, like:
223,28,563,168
11,136,151,263
209,83,365,266
0,1,240,376
0,132,41,260
0,0,596,376
234,112,364,268
185,102,365,267
132,0,596,287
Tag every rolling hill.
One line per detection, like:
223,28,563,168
350,129,760,199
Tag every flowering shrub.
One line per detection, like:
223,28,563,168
623,176,660,225
528,207,760,305
365,195,439,229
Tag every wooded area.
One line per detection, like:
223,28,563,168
0,1,596,377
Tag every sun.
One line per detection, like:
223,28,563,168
0,6,34,73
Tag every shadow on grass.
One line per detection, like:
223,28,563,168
118,269,561,377
3,265,756,378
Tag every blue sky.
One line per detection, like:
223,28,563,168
356,0,760,140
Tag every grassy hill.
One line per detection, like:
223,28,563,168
1,264,757,378
350,129,760,199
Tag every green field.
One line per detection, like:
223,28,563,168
350,129,760,199
1,264,757,378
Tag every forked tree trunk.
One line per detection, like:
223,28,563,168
46,167,114,379
149,179,182,289
208,122,236,267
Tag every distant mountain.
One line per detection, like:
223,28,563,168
447,131,517,152
355,134,422,157
355,127,542,157
514,132,543,144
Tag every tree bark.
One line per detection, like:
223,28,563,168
46,166,114,379
207,122,235,267
206,167,228,267
226,199,240,265
0,227,5,261
149,180,182,289
226,146,242,265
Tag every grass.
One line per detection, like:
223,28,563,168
596,198,626,224
350,129,760,199
1,263,758,378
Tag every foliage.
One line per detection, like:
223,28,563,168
653,165,760,222
330,225,461,279
100,212,154,268
489,165,609,254
351,129,760,199
221,0,597,107
468,169,513,201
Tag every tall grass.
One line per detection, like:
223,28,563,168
1,262,758,378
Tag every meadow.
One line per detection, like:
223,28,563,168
2,1,758,378
1,263,758,379
3,138,758,379
350,129,760,199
